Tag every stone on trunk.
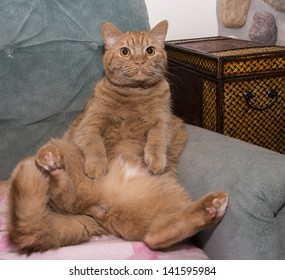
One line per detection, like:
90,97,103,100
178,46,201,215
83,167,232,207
249,11,278,44
219,0,251,28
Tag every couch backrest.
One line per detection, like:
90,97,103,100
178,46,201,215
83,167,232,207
0,0,149,179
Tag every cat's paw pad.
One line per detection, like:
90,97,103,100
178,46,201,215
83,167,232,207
36,145,64,172
144,152,167,175
84,156,108,179
205,193,228,219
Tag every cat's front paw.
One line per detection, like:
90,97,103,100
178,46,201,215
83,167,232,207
144,151,167,175
35,144,64,172
84,156,108,179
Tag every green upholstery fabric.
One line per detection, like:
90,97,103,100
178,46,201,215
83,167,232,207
0,0,149,179
178,125,285,259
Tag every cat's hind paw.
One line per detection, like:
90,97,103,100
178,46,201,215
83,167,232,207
205,192,228,219
35,144,64,173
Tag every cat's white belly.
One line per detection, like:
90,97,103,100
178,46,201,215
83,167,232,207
122,162,141,179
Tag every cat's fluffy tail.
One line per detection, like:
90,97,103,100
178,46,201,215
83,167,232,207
8,158,104,254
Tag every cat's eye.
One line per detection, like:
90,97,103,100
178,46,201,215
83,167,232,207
120,47,131,57
146,46,155,56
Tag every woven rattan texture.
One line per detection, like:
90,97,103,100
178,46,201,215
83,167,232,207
222,56,285,77
203,81,217,131
212,46,285,57
167,49,217,74
223,77,285,153
167,40,285,153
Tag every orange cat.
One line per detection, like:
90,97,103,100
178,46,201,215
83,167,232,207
7,21,228,254
64,20,186,178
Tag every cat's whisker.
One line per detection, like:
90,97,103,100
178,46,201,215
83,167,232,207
155,67,181,92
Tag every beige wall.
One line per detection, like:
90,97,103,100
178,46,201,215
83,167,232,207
145,0,218,40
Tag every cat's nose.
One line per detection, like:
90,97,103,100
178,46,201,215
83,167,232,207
135,56,145,66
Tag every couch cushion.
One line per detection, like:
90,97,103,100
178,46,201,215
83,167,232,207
178,125,285,259
0,0,149,179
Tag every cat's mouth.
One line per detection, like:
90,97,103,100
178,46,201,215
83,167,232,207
133,69,148,80
107,66,163,88
124,65,156,80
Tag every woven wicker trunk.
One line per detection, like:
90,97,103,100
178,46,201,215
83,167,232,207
166,37,285,154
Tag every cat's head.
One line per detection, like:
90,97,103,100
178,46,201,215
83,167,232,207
102,20,168,88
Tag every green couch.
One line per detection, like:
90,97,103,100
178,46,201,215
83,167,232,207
0,0,284,259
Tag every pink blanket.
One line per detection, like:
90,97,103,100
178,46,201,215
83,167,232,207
0,189,208,260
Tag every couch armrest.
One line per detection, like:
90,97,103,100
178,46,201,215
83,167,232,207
178,125,285,259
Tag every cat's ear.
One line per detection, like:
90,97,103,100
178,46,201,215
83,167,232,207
150,20,168,46
102,22,122,49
